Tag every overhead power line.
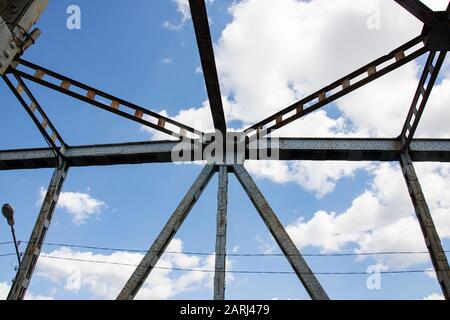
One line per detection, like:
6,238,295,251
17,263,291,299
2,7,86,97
5,240,448,258
29,254,450,276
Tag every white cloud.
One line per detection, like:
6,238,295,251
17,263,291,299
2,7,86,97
152,0,450,199
162,0,214,31
39,188,107,225
162,0,191,31
422,292,445,300
33,239,233,300
284,163,450,270
209,0,450,194
0,282,54,300
216,0,423,127
162,57,173,65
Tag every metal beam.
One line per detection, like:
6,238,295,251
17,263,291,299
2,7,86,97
400,51,447,148
399,152,450,300
117,165,216,300
2,138,450,170
233,164,329,300
2,73,66,155
7,160,69,300
189,0,227,133
244,35,427,140
0,0,48,74
13,59,203,140
214,165,228,300
393,0,437,27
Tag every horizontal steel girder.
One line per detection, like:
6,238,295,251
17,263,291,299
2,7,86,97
1,138,450,170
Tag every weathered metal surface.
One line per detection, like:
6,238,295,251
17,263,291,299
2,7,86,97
2,138,450,170
0,16,17,74
189,0,227,133
13,59,203,140
2,73,66,154
1,0,450,301
233,164,329,300
400,51,447,148
0,0,47,74
214,165,228,300
117,165,215,300
399,152,450,300
7,160,69,300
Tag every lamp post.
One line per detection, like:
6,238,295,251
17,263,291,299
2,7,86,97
2,204,21,267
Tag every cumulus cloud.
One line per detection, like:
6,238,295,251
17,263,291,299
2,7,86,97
148,0,450,197
422,292,445,300
39,188,107,225
162,0,214,31
284,162,450,270
33,239,233,300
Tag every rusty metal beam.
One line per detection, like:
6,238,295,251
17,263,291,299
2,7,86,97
116,165,215,300
0,0,47,74
7,160,69,300
400,51,447,148
244,35,427,140
2,138,450,170
12,59,203,140
399,152,450,300
233,164,329,300
2,73,66,155
189,0,227,133
393,0,438,27
213,165,228,300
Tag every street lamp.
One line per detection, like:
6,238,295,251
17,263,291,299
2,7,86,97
2,204,21,266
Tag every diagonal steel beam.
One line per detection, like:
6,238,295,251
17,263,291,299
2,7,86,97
233,164,329,300
213,165,228,300
2,73,66,155
12,59,203,140
400,51,447,148
399,152,450,300
7,160,69,300
393,0,437,27
243,35,427,140
189,0,227,133
117,165,216,300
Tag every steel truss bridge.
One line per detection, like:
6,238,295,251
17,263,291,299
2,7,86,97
0,0,450,300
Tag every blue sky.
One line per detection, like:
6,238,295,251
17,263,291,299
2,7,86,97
1,0,450,300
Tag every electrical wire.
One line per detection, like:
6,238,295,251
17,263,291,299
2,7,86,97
28,254,450,275
1,241,447,275
10,240,450,258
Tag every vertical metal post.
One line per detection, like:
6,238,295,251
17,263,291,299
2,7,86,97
10,225,21,267
7,160,69,300
117,165,216,300
233,164,329,300
400,152,450,300
214,165,228,300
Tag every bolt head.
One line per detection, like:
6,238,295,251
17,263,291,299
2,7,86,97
2,203,14,226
